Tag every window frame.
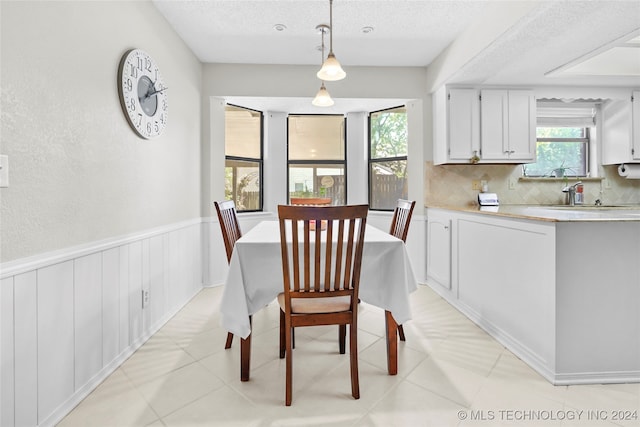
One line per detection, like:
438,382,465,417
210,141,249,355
368,105,408,211
286,114,347,204
224,103,264,212
525,126,591,178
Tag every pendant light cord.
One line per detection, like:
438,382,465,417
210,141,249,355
328,0,334,55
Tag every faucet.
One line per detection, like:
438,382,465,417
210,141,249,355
562,181,582,206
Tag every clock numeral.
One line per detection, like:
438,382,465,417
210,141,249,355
137,57,144,71
145,58,152,73
129,98,136,111
129,65,137,79
154,121,159,133
136,113,143,128
125,78,132,93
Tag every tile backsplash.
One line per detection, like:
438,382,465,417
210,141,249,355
425,162,640,207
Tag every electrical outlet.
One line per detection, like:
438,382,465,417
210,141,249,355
472,180,481,190
142,290,149,308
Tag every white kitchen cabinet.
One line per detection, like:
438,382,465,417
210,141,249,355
433,86,480,164
426,212,451,289
448,88,481,162
480,89,536,161
425,207,640,386
433,86,535,164
601,92,640,164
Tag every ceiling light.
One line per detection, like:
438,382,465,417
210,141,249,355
312,82,334,107
317,0,346,82
313,25,334,107
273,24,287,32
361,26,374,34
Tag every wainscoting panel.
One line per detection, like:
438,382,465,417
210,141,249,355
0,219,203,427
37,261,75,425
13,272,37,427
74,253,103,391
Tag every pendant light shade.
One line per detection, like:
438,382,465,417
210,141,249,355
317,0,346,82
317,53,346,81
312,82,334,107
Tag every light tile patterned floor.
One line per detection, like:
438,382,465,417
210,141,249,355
58,285,640,427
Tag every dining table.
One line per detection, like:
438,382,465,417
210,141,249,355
220,219,418,381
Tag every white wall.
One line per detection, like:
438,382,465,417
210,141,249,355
1,2,205,426
0,1,202,263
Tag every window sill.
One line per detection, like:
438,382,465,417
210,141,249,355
519,177,603,183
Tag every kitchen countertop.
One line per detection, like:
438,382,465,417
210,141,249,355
426,204,640,222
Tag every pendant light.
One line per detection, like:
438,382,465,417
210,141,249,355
317,0,346,81
312,82,334,107
313,25,334,107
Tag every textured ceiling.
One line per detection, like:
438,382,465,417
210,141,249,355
152,0,640,112
152,0,489,67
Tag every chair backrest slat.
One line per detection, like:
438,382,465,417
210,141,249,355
389,199,416,243
278,205,368,300
214,200,242,263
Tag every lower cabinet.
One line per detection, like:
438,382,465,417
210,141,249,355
425,207,640,385
426,213,451,289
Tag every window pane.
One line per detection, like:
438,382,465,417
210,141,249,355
370,107,407,159
370,160,407,210
536,127,585,138
225,105,261,158
288,115,344,160
524,141,587,177
225,159,261,211
288,164,345,205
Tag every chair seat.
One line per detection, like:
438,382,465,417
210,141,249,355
277,293,350,314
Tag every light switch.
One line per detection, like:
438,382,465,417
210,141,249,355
0,155,8,188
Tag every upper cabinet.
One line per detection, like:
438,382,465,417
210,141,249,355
433,86,536,165
601,91,640,165
480,89,536,161
447,88,481,161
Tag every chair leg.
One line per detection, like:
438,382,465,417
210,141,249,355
285,318,293,406
279,310,286,359
339,325,346,354
349,323,360,400
292,327,295,349
398,324,406,342
224,332,234,349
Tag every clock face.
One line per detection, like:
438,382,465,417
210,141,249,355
117,49,168,139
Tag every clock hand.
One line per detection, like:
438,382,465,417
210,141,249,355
143,86,168,100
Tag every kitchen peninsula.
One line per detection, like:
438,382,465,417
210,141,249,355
426,205,640,385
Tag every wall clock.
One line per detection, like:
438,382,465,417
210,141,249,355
117,49,168,139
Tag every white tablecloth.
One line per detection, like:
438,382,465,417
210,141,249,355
220,220,418,339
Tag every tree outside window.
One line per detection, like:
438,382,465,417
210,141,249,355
369,106,407,210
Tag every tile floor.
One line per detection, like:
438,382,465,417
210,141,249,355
58,284,640,427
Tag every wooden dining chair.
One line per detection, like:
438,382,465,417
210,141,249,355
389,199,416,341
277,204,368,406
214,200,242,349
